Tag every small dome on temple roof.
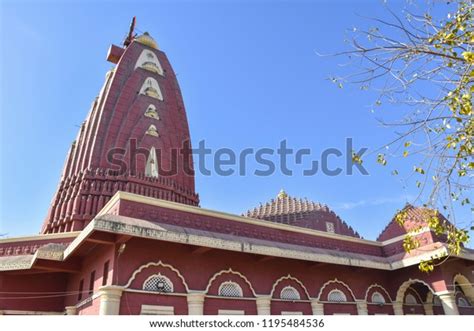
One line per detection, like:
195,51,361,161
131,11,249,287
277,189,288,199
243,191,361,238
135,32,159,49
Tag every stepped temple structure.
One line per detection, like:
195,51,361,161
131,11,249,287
1,20,473,315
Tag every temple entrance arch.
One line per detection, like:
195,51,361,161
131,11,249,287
453,273,474,304
395,278,460,315
395,279,435,315
452,273,474,315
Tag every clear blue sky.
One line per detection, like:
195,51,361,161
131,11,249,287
0,0,471,243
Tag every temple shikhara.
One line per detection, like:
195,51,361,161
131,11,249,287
1,20,473,316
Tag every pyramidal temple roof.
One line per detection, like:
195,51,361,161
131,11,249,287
243,190,361,238
376,203,451,241
244,190,328,219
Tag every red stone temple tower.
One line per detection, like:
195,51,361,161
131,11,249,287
42,25,199,234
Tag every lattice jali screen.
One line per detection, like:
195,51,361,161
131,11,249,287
328,289,347,302
404,294,417,304
218,282,243,297
280,286,301,300
143,274,174,293
371,292,386,304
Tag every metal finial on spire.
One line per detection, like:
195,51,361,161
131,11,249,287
277,189,288,199
123,16,136,47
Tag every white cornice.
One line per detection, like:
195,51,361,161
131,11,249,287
0,232,80,244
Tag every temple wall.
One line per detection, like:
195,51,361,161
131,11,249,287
204,298,257,315
119,292,188,315
0,273,67,313
76,297,101,315
323,303,358,315
117,200,384,256
63,244,115,308
116,238,388,299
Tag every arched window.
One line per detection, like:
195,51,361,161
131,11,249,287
280,286,301,300
457,297,470,307
371,291,386,304
143,274,173,293
328,289,347,302
135,50,164,75
218,281,243,297
433,296,442,306
139,77,163,101
404,294,417,305
144,104,159,120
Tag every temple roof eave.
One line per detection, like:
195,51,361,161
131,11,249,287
3,212,473,272
2,191,473,272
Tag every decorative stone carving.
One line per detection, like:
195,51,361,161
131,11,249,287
135,49,164,75
144,104,160,120
146,124,159,137
139,78,163,101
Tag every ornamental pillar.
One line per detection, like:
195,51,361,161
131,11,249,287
356,301,368,315
310,299,324,315
65,306,77,315
187,292,205,315
98,285,124,315
423,303,434,315
256,296,271,315
437,291,459,315
393,301,403,315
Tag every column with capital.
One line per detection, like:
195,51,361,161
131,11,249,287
436,291,459,315
98,285,124,315
356,301,368,315
187,292,205,315
65,306,77,315
392,301,403,315
423,302,434,315
310,299,324,315
256,296,271,315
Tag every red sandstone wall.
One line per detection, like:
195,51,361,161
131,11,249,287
323,303,357,315
0,273,67,313
114,237,384,299
117,200,384,256
76,297,101,315
120,292,188,315
1,232,472,314
367,304,393,315
63,244,115,308
270,301,312,315
204,298,257,315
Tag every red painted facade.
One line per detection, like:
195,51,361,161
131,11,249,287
0,27,473,316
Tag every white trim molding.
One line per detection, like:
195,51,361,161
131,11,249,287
364,284,392,303
317,279,357,302
270,274,311,300
205,268,256,297
124,261,189,292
